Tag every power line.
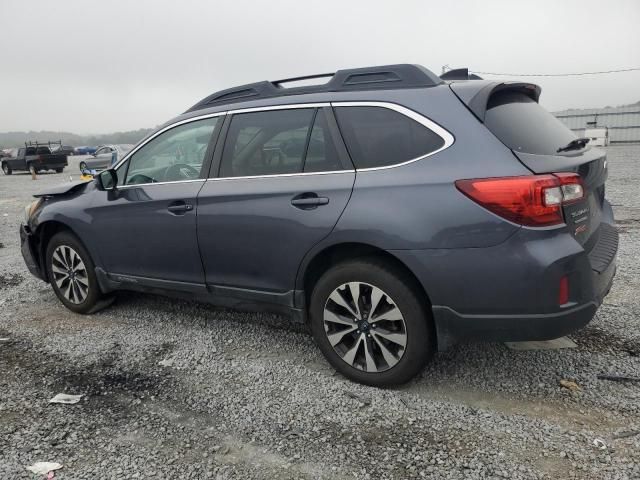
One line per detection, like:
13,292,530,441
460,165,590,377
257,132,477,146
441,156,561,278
470,67,640,77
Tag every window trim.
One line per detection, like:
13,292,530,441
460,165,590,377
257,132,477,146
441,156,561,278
111,101,454,185
331,101,455,172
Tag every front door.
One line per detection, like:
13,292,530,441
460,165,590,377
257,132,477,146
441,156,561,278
197,106,355,296
88,116,222,285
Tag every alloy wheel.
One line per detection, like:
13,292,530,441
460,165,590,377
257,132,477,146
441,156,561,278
51,245,89,304
323,282,407,372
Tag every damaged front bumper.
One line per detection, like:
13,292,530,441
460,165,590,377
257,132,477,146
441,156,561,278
20,224,45,281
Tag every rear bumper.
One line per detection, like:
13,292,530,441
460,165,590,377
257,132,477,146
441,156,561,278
391,217,618,349
20,224,46,281
433,256,615,347
432,302,598,344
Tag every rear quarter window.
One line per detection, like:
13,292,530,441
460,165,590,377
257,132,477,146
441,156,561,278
334,106,445,169
484,91,577,155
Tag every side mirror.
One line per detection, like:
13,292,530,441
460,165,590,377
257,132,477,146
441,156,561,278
97,169,118,191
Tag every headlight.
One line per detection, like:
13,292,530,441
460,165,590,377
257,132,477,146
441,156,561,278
24,199,41,224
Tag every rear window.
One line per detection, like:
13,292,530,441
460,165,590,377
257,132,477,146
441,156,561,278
334,106,445,169
484,91,577,156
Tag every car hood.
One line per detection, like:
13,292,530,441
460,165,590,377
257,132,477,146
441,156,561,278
33,179,93,198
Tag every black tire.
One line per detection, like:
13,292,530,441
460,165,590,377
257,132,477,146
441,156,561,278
2,162,12,175
46,231,104,314
79,161,87,171
55,167,64,173
309,258,435,387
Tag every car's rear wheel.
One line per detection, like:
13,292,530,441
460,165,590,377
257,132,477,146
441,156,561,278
79,162,87,171
46,231,104,314
55,167,64,173
1,162,11,175
309,259,435,387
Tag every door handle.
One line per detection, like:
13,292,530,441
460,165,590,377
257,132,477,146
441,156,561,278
167,201,193,215
291,193,329,210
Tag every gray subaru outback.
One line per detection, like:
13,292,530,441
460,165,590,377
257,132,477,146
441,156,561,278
20,64,617,386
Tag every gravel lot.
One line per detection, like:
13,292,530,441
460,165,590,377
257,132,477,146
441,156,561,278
1,149,639,479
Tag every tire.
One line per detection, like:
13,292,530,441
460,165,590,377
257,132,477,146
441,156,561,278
79,161,87,171
1,162,11,175
55,167,64,173
46,231,104,314
309,258,435,387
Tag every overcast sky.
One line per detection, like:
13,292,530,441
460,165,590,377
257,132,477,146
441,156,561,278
1,0,638,134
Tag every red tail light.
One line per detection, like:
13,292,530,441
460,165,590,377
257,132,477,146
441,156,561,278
558,275,570,305
455,173,584,227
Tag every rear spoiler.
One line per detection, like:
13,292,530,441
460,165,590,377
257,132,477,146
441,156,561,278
449,80,541,122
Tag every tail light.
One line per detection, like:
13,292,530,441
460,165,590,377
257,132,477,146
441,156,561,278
455,173,584,227
558,275,570,305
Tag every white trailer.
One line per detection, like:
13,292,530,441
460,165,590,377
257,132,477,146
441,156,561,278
584,127,609,146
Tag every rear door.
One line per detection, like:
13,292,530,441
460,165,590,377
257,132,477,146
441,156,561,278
196,106,355,296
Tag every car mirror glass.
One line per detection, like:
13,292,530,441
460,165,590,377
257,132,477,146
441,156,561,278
98,169,117,191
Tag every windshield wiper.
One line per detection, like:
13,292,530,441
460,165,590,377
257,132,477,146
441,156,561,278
557,137,590,153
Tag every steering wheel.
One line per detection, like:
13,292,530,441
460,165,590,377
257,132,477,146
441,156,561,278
127,173,156,185
165,163,199,181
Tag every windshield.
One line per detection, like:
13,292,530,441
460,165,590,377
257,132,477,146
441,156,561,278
484,91,577,156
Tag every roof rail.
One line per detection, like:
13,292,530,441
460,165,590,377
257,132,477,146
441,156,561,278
186,64,442,113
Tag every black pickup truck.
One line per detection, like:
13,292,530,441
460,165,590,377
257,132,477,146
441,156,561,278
1,141,68,175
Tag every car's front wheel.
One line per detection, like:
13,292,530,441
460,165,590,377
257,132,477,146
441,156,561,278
46,231,104,314
79,161,87,171
309,259,435,387
1,162,11,175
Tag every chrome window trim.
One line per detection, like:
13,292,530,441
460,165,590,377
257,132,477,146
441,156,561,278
118,179,206,190
227,103,330,115
205,170,353,182
110,100,453,185
331,101,455,172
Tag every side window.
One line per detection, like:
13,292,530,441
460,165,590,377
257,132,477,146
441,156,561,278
220,109,314,178
334,106,445,169
122,117,218,185
303,110,342,173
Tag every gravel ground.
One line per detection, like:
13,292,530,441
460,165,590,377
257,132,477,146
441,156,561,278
1,149,639,479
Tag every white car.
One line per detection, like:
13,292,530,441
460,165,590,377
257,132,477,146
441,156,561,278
79,144,134,172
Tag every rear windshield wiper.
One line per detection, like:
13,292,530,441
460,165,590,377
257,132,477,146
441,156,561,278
557,137,590,153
